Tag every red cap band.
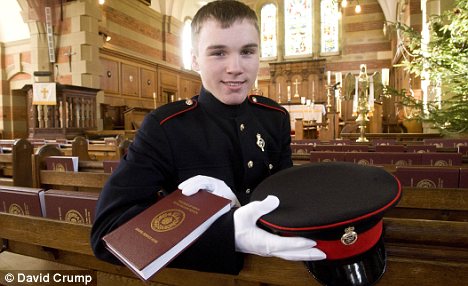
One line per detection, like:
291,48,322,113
315,220,383,260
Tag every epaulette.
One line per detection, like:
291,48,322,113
247,95,286,114
157,98,198,125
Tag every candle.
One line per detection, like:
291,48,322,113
153,92,157,108
254,78,258,89
287,86,291,101
327,71,331,85
335,72,342,86
381,68,390,86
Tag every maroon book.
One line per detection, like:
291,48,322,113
103,160,120,173
102,189,231,281
459,168,468,189
343,145,369,152
394,167,460,188
314,145,343,152
290,144,315,154
44,189,99,224
344,152,379,166
374,145,406,152
0,186,45,217
373,152,421,166
421,152,462,166
45,156,79,172
310,151,346,163
406,145,437,153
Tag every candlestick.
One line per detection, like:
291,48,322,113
335,72,342,86
327,71,331,85
381,68,389,86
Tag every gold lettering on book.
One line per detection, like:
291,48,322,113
135,228,159,244
151,209,185,232
173,200,199,215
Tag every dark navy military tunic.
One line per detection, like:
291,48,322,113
91,87,292,274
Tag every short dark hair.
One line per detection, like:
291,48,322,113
191,0,259,50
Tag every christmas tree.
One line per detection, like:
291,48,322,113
395,0,467,134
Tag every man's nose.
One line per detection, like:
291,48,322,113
226,55,242,74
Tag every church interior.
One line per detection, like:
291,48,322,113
0,0,467,285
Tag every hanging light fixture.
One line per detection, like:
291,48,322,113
355,1,362,13
337,0,362,14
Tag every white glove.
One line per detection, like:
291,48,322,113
234,195,326,261
179,175,241,208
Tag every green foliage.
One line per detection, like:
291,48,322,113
395,0,468,133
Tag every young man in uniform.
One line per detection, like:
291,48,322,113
91,0,325,274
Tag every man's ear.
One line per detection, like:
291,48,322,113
191,50,200,71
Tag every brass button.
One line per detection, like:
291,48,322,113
240,124,245,131
245,189,251,194
185,99,193,106
252,97,257,103
247,161,254,168
269,164,273,170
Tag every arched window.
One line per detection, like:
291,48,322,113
284,0,312,57
260,3,277,58
182,18,192,70
320,0,339,54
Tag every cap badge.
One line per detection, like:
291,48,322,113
256,133,265,152
185,99,193,106
341,226,358,246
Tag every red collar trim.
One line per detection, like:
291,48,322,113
160,100,198,125
248,96,286,114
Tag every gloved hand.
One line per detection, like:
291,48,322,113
179,175,241,208
234,195,326,261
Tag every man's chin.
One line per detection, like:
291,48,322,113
217,93,247,105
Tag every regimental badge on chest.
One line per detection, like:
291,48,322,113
256,133,265,152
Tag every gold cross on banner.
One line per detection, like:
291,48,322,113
41,88,49,99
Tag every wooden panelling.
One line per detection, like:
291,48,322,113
101,58,120,94
140,68,156,98
121,63,139,97
159,68,178,89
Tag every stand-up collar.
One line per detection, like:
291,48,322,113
197,87,249,118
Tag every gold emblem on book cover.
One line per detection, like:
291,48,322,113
65,209,84,223
8,203,24,215
54,163,66,172
151,209,185,232
416,179,436,188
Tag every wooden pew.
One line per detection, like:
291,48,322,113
0,139,33,187
32,144,111,192
70,136,130,161
0,187,467,286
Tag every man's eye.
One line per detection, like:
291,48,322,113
241,49,256,55
210,51,225,56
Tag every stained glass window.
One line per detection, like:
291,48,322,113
182,19,192,70
261,3,277,58
284,0,312,56
320,0,339,53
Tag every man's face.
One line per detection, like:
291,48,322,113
192,19,260,105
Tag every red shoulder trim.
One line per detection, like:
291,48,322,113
248,96,286,114
160,99,198,125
